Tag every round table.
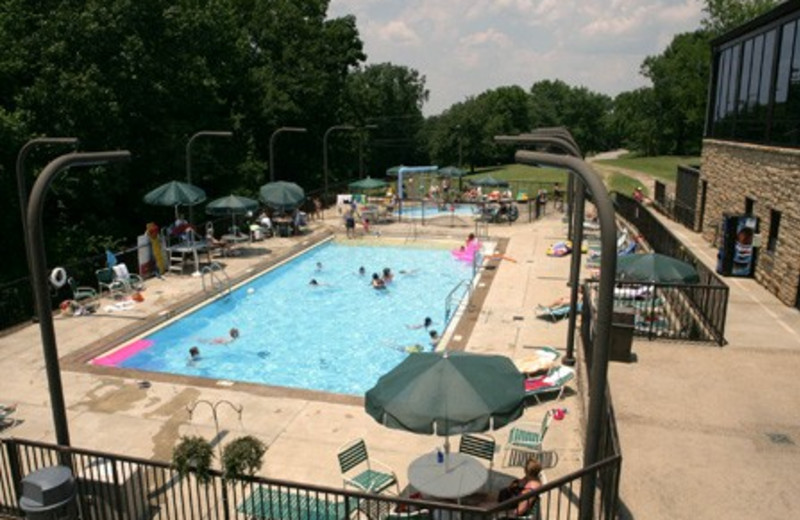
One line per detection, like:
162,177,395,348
408,452,488,501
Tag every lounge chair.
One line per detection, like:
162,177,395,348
523,366,575,404
238,486,361,520
1,404,17,428
515,347,561,376
535,302,582,322
503,411,552,466
337,439,399,495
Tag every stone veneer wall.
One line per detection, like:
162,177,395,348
701,139,800,306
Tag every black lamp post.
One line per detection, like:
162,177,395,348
16,137,79,318
323,125,356,201
514,149,616,520
27,151,132,447
269,127,307,182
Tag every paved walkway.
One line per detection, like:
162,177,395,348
610,207,800,519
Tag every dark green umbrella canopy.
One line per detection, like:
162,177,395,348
348,177,388,191
144,180,207,207
205,194,259,216
616,253,700,284
469,175,509,188
365,351,526,436
259,181,305,212
438,166,467,177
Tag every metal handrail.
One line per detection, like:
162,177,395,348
444,279,469,325
201,262,231,296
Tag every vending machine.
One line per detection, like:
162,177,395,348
716,213,758,277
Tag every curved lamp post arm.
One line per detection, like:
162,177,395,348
323,125,356,200
27,151,131,447
269,127,307,183
515,150,615,520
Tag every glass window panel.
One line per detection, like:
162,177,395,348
714,53,726,123
775,21,795,104
748,35,764,107
719,49,732,120
759,30,776,105
739,40,753,112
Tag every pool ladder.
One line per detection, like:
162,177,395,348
201,262,231,296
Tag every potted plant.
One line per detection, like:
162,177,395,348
221,435,267,479
172,435,214,483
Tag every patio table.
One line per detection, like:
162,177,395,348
408,452,488,502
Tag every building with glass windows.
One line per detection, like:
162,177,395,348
701,0,800,307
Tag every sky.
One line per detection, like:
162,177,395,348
327,0,706,116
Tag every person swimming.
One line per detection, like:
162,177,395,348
429,330,441,349
189,346,201,361
371,273,386,289
309,278,319,286
203,328,240,344
316,262,323,271
358,266,366,276
382,267,394,283
407,317,433,330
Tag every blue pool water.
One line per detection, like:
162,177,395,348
396,203,477,219
113,241,474,395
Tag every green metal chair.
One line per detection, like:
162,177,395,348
95,268,127,298
67,277,98,304
337,439,399,495
458,432,496,491
503,411,552,467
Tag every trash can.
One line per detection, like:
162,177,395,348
609,306,635,362
19,466,77,520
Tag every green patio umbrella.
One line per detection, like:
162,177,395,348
205,194,259,233
365,351,525,452
143,180,207,219
616,253,700,284
259,181,305,212
469,175,509,188
348,177,388,192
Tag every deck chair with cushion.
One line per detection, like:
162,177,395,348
503,411,552,467
112,263,145,291
337,439,399,495
459,432,496,491
238,485,361,520
523,366,575,404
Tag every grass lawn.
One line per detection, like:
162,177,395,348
607,172,645,197
594,155,700,183
470,163,568,182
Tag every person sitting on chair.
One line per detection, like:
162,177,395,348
206,231,230,255
498,457,543,515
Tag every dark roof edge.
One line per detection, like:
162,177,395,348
711,0,800,47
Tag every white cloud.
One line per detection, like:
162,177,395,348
327,0,705,115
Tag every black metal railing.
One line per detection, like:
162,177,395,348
1,437,620,520
614,193,728,345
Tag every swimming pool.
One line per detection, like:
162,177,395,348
94,241,475,396
395,203,477,219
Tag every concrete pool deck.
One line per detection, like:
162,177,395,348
0,213,585,497
2,205,800,518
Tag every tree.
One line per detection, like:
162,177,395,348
640,30,710,155
529,80,612,154
343,63,429,176
701,0,778,36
